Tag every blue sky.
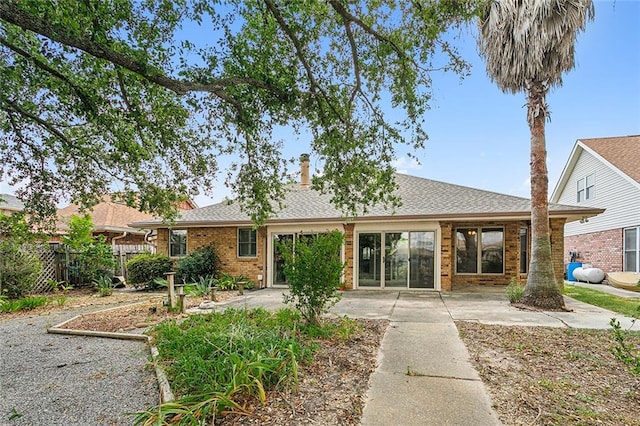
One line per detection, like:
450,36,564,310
2,1,638,208
394,0,640,200
192,0,639,206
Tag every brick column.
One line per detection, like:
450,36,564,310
343,223,355,289
439,222,452,291
550,218,566,290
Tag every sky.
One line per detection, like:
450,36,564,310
405,0,640,201
195,0,640,206
2,1,639,208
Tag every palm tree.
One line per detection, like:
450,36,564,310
478,0,594,309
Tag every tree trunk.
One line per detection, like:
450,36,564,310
520,81,565,309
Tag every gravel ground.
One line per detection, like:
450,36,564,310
0,308,158,426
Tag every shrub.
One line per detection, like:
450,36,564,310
126,253,173,289
278,230,345,325
0,245,43,299
0,212,42,299
176,245,220,283
93,275,115,297
62,215,116,284
506,277,525,304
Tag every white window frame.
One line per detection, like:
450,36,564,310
624,226,640,272
577,173,595,203
237,228,257,258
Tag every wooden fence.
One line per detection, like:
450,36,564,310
30,243,155,293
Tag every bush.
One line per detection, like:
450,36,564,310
176,245,220,283
0,245,43,299
278,231,345,325
506,277,525,303
126,253,173,289
62,215,116,284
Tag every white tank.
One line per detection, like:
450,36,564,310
572,267,605,284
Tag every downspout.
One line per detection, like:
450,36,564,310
144,229,156,251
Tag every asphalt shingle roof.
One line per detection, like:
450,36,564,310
0,194,24,212
580,135,640,184
58,195,155,233
133,174,601,228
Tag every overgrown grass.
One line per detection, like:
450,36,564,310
0,296,49,313
563,284,640,318
135,307,360,425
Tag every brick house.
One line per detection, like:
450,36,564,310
551,135,640,273
56,195,197,245
134,158,601,291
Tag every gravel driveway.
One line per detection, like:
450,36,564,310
0,308,158,425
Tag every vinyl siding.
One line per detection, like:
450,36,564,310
556,149,640,237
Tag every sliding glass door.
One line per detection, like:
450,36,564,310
358,231,435,289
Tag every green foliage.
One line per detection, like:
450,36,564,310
213,272,252,291
279,231,346,325
62,215,116,284
0,1,482,226
176,246,220,284
185,275,214,297
609,317,640,375
506,277,525,303
93,275,114,297
126,253,173,289
0,212,42,299
135,307,313,425
0,296,48,313
0,244,42,300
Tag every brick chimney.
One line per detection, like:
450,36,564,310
299,153,310,189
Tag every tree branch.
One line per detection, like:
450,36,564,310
263,0,345,125
0,36,98,115
0,1,289,101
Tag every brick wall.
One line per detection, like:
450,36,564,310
440,222,453,291
343,223,355,289
447,220,527,287
564,228,623,272
550,218,566,290
157,226,266,282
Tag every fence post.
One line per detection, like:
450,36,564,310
166,272,176,309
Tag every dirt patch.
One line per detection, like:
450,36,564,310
457,321,640,425
217,319,388,425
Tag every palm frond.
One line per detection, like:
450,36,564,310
478,0,595,93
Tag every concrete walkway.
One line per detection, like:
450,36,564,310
220,287,640,426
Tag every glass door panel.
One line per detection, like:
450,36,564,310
273,234,294,285
358,233,382,287
409,231,435,289
385,232,409,288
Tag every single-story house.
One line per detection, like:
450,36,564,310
133,157,603,291
551,135,640,272
56,195,198,245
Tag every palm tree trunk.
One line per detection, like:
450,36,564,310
520,81,565,309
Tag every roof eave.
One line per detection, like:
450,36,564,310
133,208,605,229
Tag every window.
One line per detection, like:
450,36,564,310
577,174,595,202
169,229,187,257
519,227,528,274
624,227,639,272
238,228,257,258
456,227,504,274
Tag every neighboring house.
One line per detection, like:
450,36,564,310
133,157,602,291
56,195,196,245
0,193,24,214
551,135,640,273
